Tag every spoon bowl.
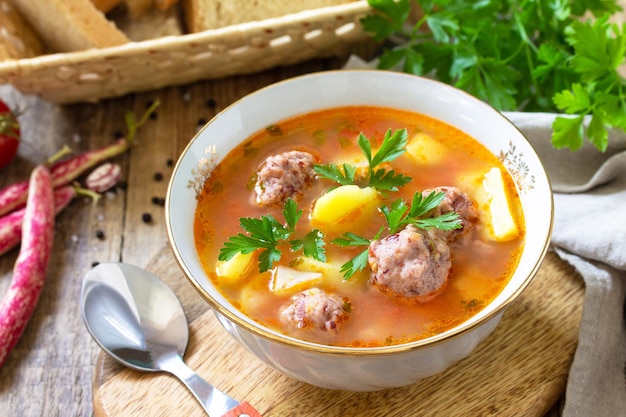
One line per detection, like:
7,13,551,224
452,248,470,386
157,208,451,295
80,262,258,417
81,263,188,372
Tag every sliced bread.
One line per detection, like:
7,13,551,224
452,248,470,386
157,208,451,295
182,0,356,33
10,0,129,52
0,0,43,60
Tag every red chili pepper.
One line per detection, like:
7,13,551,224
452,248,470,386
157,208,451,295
0,165,55,367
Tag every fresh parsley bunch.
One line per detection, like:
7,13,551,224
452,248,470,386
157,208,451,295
362,0,626,152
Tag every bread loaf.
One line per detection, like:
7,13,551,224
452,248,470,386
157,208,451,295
0,0,42,60
10,0,129,52
182,0,356,32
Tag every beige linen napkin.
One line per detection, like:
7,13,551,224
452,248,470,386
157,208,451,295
342,57,626,415
505,112,626,417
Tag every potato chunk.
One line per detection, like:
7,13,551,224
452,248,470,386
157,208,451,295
482,167,519,241
405,132,448,164
269,265,323,295
311,185,380,227
292,256,335,275
291,256,350,287
215,251,255,282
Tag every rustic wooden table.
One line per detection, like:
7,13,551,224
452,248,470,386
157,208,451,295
0,56,572,416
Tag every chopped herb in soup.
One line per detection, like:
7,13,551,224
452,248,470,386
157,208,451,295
193,106,524,347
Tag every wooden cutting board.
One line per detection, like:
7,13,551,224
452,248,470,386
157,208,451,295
92,246,584,417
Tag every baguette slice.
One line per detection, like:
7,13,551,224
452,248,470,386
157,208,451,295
183,0,356,33
10,0,129,52
0,0,43,60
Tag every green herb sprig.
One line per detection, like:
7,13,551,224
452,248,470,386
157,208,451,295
332,190,461,279
219,198,326,272
313,128,412,191
382,191,463,234
362,0,626,152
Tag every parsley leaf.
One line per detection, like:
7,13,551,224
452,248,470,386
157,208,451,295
331,232,375,280
311,163,356,186
382,191,462,234
220,215,290,272
361,0,411,42
552,115,585,151
362,129,408,167
290,229,327,263
564,17,625,82
282,198,302,230
314,128,411,191
219,198,326,272
339,249,370,279
332,232,374,248
379,198,409,234
552,83,592,114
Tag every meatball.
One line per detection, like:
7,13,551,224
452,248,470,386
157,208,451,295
368,225,452,302
425,186,478,242
280,288,349,332
255,150,315,206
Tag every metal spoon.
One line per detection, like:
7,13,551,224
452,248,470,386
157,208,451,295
80,262,261,417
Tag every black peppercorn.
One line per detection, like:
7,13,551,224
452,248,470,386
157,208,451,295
95,230,105,240
142,213,152,223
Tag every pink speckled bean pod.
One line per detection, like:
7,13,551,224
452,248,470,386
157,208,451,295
0,137,129,217
0,185,76,256
0,165,54,367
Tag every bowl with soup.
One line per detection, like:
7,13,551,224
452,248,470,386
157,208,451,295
166,70,552,391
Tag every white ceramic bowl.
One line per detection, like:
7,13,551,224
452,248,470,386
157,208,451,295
166,70,553,391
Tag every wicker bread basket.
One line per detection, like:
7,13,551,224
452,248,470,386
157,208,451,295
0,1,372,103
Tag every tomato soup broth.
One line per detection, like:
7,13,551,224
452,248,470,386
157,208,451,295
194,106,524,347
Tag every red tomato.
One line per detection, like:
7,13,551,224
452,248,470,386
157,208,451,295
0,100,20,169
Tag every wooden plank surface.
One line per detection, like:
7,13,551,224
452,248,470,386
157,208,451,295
93,248,583,417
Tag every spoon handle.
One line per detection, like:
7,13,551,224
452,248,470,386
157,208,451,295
159,352,258,417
